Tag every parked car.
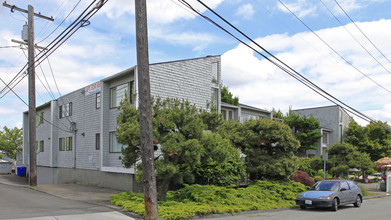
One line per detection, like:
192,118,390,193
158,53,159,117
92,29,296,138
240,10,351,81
373,173,383,177
295,180,363,211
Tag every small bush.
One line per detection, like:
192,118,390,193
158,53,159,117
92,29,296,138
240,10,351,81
290,170,315,187
111,180,307,219
359,185,369,197
313,176,323,182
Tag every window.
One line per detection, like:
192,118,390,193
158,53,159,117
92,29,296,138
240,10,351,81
95,133,100,150
228,110,233,120
39,140,44,152
340,181,349,190
339,125,343,143
240,113,259,123
339,110,343,122
35,112,44,126
211,88,218,108
222,109,234,121
322,131,329,144
96,92,101,109
40,112,44,124
59,102,72,118
110,131,124,153
59,137,72,151
348,181,359,189
110,83,131,108
211,62,218,83
36,115,39,127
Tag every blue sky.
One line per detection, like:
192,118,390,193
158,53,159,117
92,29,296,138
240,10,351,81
1,0,391,128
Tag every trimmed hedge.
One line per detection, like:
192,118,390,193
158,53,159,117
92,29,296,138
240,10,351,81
111,180,307,220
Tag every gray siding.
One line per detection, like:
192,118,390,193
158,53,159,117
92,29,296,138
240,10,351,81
22,55,222,190
104,72,135,167
36,105,52,166
149,56,221,111
292,105,351,157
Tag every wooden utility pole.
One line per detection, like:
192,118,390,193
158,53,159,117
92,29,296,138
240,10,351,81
135,0,158,219
3,2,53,186
27,4,37,186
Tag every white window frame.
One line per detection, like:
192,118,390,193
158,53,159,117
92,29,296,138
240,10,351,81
110,83,130,108
322,131,329,144
59,102,72,118
109,131,125,153
96,92,101,109
211,62,218,83
59,137,72,151
211,88,218,108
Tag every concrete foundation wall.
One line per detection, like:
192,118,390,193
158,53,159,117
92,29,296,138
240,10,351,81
37,166,142,192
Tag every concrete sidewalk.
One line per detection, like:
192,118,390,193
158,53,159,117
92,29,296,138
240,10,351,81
0,173,139,220
358,182,390,199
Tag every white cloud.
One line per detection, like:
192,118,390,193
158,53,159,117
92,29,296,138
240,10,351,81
100,0,224,24
222,19,391,123
235,3,255,20
277,0,318,18
332,0,362,14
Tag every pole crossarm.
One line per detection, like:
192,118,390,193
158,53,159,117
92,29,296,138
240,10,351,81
11,39,47,50
3,1,54,21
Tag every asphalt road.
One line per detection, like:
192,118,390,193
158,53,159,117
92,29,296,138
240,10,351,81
0,183,132,220
205,196,391,220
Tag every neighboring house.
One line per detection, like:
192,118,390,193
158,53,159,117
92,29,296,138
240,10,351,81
292,105,352,157
221,102,272,122
0,150,23,171
22,56,221,191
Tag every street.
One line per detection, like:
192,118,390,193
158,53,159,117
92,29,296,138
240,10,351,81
206,196,391,220
0,183,133,220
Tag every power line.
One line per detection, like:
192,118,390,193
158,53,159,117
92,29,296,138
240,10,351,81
37,0,82,44
319,0,391,75
178,0,377,124
278,0,391,95
0,0,105,101
0,0,107,130
21,47,56,100
0,77,71,132
334,0,391,65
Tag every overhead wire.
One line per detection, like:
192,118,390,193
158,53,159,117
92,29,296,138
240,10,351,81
0,0,107,130
0,77,71,132
278,0,391,95
0,0,103,100
319,0,391,75
37,0,82,44
334,0,391,65
178,0,377,123
21,47,56,100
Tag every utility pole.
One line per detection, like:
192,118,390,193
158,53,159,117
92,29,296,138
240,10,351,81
135,0,158,219
3,2,53,186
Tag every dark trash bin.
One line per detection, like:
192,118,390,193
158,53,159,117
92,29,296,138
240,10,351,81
16,166,26,177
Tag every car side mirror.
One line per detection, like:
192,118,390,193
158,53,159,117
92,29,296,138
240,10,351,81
340,188,347,191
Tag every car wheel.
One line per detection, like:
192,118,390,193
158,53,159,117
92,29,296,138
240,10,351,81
331,198,338,211
300,205,306,210
354,196,361,207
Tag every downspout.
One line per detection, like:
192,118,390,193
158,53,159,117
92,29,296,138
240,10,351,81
71,122,77,168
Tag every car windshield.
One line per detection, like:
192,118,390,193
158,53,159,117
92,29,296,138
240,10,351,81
309,181,339,191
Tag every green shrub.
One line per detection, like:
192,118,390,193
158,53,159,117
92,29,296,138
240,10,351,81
374,177,379,182
359,185,369,196
313,176,323,182
315,170,332,179
111,180,307,219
